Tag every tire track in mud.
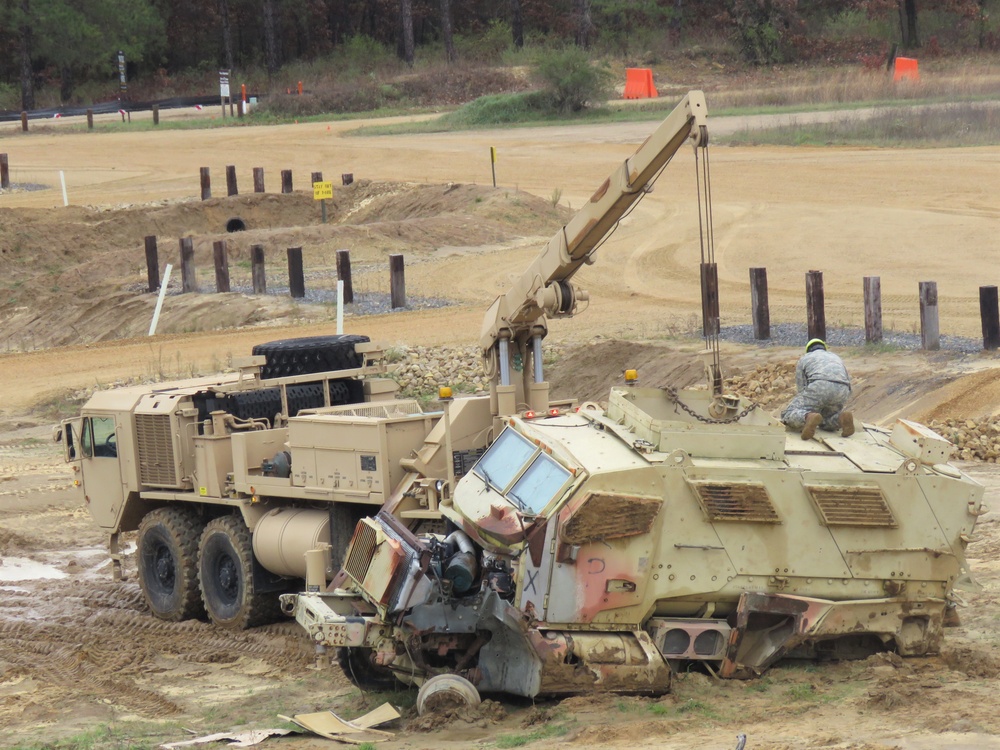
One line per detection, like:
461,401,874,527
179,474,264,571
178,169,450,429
0,575,315,720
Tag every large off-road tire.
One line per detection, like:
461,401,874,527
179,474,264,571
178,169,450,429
136,507,205,622
252,334,370,380
337,647,399,691
198,515,279,629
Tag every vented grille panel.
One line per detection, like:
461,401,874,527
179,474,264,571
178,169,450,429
807,485,897,527
312,401,423,419
689,481,780,523
343,520,379,584
135,413,178,487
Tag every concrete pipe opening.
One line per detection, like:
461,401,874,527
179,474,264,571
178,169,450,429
226,217,247,232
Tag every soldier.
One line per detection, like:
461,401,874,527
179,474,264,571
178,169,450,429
781,338,854,440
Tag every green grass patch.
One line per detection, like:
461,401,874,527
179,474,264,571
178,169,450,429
10,720,189,750
494,720,574,748
721,102,1000,148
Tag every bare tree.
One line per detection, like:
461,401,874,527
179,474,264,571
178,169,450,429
263,0,279,75
898,0,919,48
510,0,524,49
219,0,234,71
400,0,415,65
574,0,593,48
19,0,34,110
441,0,455,63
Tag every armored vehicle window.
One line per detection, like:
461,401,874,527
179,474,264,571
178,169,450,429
473,428,535,492
90,417,118,458
509,453,571,513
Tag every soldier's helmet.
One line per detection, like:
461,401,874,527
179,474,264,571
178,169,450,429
805,338,827,353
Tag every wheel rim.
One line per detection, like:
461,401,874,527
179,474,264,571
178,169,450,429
146,540,175,595
212,548,240,605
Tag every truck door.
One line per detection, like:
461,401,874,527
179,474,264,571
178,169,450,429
79,414,128,529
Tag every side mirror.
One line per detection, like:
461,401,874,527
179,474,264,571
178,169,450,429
53,425,63,443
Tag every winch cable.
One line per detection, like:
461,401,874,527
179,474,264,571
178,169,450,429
693,131,723,396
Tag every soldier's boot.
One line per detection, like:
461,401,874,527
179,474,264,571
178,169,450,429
801,412,822,441
840,411,855,438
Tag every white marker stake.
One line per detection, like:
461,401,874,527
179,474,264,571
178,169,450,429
59,171,68,206
336,280,344,335
149,264,173,336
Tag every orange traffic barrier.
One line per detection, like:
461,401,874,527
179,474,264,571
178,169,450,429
623,68,658,99
893,57,919,82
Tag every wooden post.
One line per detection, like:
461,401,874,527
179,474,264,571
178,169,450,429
287,247,305,299
311,171,323,185
390,254,406,309
0,153,9,189
336,249,354,304
226,165,238,196
253,167,265,193
251,245,266,293
144,236,159,292
152,105,159,125
981,286,1000,351
919,281,940,351
200,167,211,200
342,173,354,186
179,237,198,293
20,111,27,132
749,267,769,340
281,170,293,193
86,109,94,130
700,262,720,336
213,240,230,293
806,270,826,342
863,276,883,344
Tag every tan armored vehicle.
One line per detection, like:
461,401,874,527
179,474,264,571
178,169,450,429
61,92,983,708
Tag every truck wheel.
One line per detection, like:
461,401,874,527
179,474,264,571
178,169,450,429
337,647,399,691
416,674,481,716
252,335,370,380
198,515,278,629
136,507,205,622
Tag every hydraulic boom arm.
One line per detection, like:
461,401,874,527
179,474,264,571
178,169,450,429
480,91,708,418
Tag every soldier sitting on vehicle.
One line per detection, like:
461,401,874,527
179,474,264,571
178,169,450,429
781,338,854,441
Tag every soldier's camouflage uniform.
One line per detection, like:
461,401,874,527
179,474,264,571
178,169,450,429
781,349,851,432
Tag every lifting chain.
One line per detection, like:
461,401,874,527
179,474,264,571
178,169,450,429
663,386,760,425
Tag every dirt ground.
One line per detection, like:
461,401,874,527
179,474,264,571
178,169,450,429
2,99,1000,748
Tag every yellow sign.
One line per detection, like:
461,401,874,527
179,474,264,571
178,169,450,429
313,181,333,200
490,146,497,164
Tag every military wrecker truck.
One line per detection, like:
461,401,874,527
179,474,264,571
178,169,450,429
62,92,983,710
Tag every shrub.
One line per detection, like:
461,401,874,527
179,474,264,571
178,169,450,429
728,0,802,65
532,46,613,113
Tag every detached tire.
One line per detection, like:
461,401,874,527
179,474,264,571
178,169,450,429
252,334,370,380
416,674,481,716
198,515,279,629
137,507,205,622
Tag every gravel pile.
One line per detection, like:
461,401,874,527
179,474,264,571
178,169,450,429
927,418,1000,463
390,345,489,396
724,362,797,410
718,323,983,354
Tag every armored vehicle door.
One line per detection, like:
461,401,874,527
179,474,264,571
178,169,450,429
78,413,128,529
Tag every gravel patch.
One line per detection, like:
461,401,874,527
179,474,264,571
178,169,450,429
0,183,49,193
716,322,983,354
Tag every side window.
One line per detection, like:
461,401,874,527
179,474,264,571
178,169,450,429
81,418,94,458
91,417,118,458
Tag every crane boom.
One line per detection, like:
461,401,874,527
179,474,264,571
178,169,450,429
480,90,708,418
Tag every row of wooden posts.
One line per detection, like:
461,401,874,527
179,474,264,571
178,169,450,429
199,167,354,199
701,265,1000,351
144,237,407,310
11,106,187,132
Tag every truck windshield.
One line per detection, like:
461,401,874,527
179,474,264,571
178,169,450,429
509,453,571,513
473,428,535,491
472,427,572,514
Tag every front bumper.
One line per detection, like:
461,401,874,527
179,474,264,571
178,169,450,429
281,591,379,648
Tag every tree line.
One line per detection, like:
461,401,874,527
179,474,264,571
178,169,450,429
1,0,996,111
